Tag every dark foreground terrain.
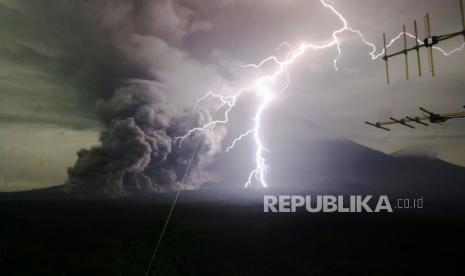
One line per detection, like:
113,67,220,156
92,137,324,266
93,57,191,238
0,188,464,276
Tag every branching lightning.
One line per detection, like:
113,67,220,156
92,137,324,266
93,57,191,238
176,0,465,188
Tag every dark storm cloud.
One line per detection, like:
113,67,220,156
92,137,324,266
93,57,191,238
0,0,124,129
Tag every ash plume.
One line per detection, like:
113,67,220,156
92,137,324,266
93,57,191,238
62,0,228,198
66,80,224,198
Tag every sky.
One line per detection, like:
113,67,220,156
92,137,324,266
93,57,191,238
1,0,464,192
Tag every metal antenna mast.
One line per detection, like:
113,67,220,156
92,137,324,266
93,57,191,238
382,0,465,83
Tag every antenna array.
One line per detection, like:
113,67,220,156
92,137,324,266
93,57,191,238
382,0,465,84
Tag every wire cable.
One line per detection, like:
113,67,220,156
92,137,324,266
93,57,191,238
144,1,257,275
144,141,201,276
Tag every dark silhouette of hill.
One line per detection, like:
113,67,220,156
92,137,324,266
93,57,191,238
1,132,464,275
0,189,464,275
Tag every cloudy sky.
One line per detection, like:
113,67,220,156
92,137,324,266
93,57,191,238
1,0,464,192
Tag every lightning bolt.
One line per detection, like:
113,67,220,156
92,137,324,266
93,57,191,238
177,0,465,188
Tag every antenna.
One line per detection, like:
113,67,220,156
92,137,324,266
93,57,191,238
425,13,435,76
366,105,465,131
382,0,465,83
414,20,422,77
461,0,465,41
403,25,409,80
383,33,389,84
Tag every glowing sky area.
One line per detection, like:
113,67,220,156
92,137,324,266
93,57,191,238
1,0,465,191
177,0,465,188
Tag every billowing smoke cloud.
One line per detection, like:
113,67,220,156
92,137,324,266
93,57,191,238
62,0,229,197
66,80,223,197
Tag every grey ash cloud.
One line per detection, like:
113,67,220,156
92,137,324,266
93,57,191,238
60,0,229,197
66,80,224,197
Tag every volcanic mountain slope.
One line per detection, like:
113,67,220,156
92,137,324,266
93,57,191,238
211,118,465,198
